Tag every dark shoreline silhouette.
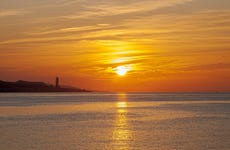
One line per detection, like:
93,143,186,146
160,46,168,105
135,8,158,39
0,80,90,92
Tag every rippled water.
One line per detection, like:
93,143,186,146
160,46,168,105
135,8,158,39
0,93,230,150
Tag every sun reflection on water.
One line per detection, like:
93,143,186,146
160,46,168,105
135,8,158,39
117,101,127,108
112,93,131,149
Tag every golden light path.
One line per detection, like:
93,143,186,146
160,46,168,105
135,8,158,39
112,93,131,149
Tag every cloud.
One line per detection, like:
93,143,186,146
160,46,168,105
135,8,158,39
181,63,230,71
60,0,193,19
0,10,29,18
1,9,229,50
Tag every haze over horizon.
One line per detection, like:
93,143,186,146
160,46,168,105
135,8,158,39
1,0,230,92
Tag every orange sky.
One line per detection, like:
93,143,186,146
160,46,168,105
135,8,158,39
0,0,230,92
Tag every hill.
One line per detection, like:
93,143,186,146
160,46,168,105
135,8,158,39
0,80,90,92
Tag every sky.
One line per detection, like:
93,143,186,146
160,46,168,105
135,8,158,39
0,0,230,92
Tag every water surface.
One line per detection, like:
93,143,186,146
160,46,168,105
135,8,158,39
0,93,229,150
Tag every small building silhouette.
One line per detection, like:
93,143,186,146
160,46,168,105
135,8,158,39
55,77,59,88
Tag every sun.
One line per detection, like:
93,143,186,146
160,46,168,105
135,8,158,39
116,66,127,76
114,65,131,76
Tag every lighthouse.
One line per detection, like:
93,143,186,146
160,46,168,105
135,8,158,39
55,77,59,88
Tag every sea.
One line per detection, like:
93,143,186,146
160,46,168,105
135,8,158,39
0,92,230,150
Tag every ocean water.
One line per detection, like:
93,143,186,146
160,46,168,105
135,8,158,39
0,93,230,150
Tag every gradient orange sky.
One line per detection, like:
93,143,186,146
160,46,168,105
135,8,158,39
0,0,230,92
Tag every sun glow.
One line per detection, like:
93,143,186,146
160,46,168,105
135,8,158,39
114,65,131,76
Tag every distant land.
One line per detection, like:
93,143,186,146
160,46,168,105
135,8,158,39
0,78,90,92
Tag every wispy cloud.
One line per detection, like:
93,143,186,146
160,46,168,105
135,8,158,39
0,10,29,18
1,9,229,48
61,0,193,19
181,63,230,71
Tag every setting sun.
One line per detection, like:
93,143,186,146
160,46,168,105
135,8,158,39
114,65,131,76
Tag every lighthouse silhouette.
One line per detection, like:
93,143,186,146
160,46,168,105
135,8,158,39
55,77,59,88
